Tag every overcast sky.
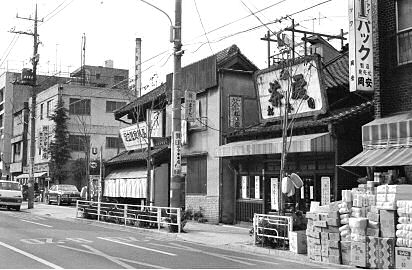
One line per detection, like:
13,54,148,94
0,0,348,93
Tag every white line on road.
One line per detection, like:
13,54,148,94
0,240,62,269
20,219,53,228
98,237,176,256
57,245,166,269
81,245,134,269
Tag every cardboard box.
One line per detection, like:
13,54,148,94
319,213,328,221
328,240,340,249
314,220,328,228
322,226,340,233
321,256,329,263
329,247,341,257
328,211,340,219
321,247,329,257
326,218,340,227
367,228,380,237
306,212,320,220
396,247,412,269
307,236,321,245
367,212,380,222
328,255,341,265
329,232,340,241
289,231,307,254
341,241,351,265
313,255,322,262
380,210,397,238
321,232,329,242
313,226,322,233
308,243,322,256
351,241,367,267
366,236,395,269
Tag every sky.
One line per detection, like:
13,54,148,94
0,0,348,94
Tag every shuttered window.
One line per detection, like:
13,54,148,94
186,156,207,194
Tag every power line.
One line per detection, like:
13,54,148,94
193,0,213,54
0,34,20,69
40,0,75,25
43,0,67,20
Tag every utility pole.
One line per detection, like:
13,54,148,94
170,0,183,208
11,4,43,209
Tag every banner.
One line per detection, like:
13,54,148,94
321,176,331,205
171,131,182,176
270,178,279,211
185,90,196,122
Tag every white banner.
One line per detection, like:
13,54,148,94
255,176,260,199
270,178,279,211
171,131,182,176
321,176,331,205
119,123,149,151
241,176,248,199
185,90,196,122
349,0,374,92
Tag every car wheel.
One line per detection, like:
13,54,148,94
57,196,62,206
14,206,20,211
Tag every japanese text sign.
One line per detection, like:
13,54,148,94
349,0,374,92
229,96,243,128
185,90,197,123
171,131,182,176
321,176,331,206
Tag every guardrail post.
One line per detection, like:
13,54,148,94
177,208,181,233
157,208,161,230
97,201,101,221
124,204,128,226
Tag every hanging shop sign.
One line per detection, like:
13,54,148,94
242,176,248,199
171,131,182,176
270,178,279,211
255,176,260,199
229,96,243,128
321,176,331,205
255,57,326,122
185,90,197,123
349,0,374,92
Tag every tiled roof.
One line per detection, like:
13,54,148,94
114,83,167,119
227,100,374,139
322,53,349,89
105,144,169,165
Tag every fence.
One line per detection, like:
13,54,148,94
253,213,293,249
75,200,182,233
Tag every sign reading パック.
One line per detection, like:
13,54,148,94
255,58,326,121
349,0,374,92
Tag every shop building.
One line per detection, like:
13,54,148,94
216,46,374,223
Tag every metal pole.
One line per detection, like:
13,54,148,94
99,145,102,203
170,0,183,209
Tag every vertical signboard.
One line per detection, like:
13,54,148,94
349,0,374,92
255,176,260,199
241,176,248,199
270,178,279,211
321,176,331,205
171,131,182,176
185,90,196,123
229,96,243,128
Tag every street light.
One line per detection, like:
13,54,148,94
137,0,183,208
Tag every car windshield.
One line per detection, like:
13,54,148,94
59,185,78,192
0,182,21,191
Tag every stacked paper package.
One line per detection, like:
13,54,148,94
377,185,412,210
396,200,412,248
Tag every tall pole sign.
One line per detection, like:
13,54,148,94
349,0,374,92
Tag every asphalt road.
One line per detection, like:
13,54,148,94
0,207,324,269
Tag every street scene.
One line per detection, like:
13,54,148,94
1,0,412,269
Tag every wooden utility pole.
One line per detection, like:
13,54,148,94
11,4,43,209
170,0,183,208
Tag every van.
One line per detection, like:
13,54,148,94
0,180,23,211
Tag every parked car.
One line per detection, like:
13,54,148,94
0,180,23,211
46,184,81,206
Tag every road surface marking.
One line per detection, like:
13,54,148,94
98,237,176,256
0,240,62,269
57,245,166,269
20,219,53,228
150,242,255,266
223,254,279,265
82,245,134,269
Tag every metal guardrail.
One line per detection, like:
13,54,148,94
253,213,293,248
76,200,182,233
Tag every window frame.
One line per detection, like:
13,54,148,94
186,155,207,195
40,103,44,120
105,136,123,149
46,100,52,117
69,98,91,115
69,134,90,152
106,101,126,113
396,0,412,65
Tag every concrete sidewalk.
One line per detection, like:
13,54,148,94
20,201,350,269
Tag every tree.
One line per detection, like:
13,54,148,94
48,98,71,184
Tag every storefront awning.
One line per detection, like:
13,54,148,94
362,112,412,149
15,172,47,179
104,168,147,198
15,174,29,179
215,132,333,157
340,147,412,167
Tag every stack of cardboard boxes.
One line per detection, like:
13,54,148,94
306,202,342,264
395,200,412,269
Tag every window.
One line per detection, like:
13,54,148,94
397,0,412,64
69,135,90,151
106,101,126,113
47,100,52,117
69,98,91,115
106,137,123,149
95,73,101,80
186,156,207,194
40,103,44,119
114,75,125,83
12,142,21,162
